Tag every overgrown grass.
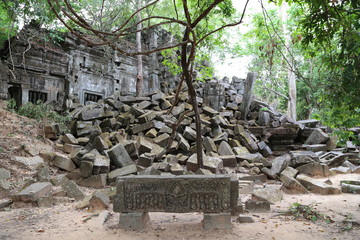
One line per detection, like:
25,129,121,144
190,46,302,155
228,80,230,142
6,99,70,128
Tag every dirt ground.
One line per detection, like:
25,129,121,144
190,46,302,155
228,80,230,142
0,100,360,240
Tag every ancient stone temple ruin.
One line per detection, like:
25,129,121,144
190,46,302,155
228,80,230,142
0,23,178,108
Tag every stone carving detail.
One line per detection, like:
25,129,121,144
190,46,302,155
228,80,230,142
115,176,232,213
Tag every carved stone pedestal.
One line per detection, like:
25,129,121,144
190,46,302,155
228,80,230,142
203,213,232,230
119,212,149,231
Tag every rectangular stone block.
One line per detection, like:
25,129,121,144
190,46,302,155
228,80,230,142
119,212,150,231
245,201,270,212
203,213,232,230
12,182,52,202
114,175,233,213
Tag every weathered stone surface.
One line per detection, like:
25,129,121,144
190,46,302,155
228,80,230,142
296,174,341,195
289,151,319,167
253,186,283,204
79,107,105,121
119,212,150,231
203,137,217,153
236,153,261,162
138,111,157,123
93,136,109,152
170,163,184,175
319,152,347,168
280,174,308,194
80,161,94,178
341,181,360,194
202,106,219,117
203,213,232,230
183,126,197,141
245,201,270,212
93,156,110,174
138,166,161,175
280,167,298,179
0,168,11,180
297,162,330,177
61,180,85,200
37,166,50,182
137,153,155,167
219,155,237,168
137,137,154,155
108,164,138,182
114,175,234,213
218,141,234,156
330,166,350,174
176,133,190,151
305,144,327,152
11,182,52,202
145,128,157,138
270,155,290,175
53,155,76,172
196,168,213,175
153,133,170,148
44,124,60,140
237,215,254,223
90,191,110,210
257,141,272,157
77,174,107,188
13,156,45,170
234,125,258,153
62,133,79,145
258,111,270,126
152,162,170,172
186,155,223,173
107,144,134,168
305,128,329,145
63,143,82,154
131,122,155,134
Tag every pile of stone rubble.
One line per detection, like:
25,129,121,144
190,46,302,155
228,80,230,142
2,77,359,210
41,79,360,194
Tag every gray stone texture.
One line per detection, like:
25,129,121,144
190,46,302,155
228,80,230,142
107,144,134,168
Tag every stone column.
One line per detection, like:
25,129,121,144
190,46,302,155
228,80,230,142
239,72,256,120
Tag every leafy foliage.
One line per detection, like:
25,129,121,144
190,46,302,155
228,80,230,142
6,99,70,125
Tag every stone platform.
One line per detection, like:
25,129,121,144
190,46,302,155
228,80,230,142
113,175,239,230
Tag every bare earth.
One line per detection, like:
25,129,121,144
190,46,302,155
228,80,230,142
0,100,359,240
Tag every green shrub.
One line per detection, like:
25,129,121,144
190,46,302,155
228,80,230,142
7,99,70,131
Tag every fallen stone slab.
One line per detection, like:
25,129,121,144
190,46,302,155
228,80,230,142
289,151,319,168
11,182,52,203
108,164,138,182
280,175,308,194
245,201,270,212
252,186,283,204
296,174,341,195
341,181,360,194
319,152,347,167
107,144,135,168
237,215,254,223
186,155,223,173
330,166,351,174
12,156,45,170
90,191,110,210
296,162,330,177
53,154,76,172
77,174,107,189
305,128,329,145
203,213,232,230
61,179,85,200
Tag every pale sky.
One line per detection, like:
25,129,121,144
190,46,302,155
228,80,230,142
214,0,261,79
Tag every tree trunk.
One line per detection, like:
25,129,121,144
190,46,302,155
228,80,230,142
181,31,204,170
280,2,297,120
136,0,143,96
